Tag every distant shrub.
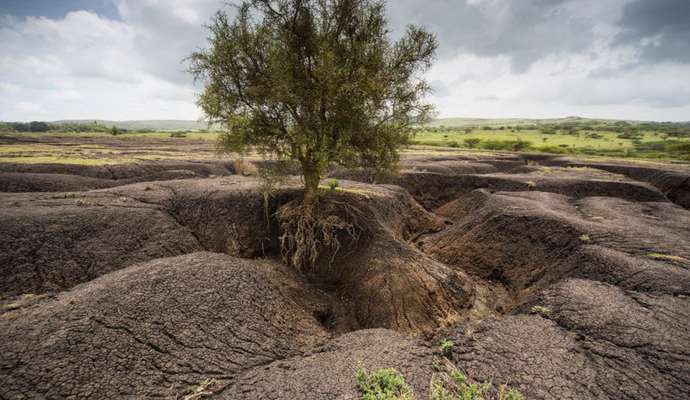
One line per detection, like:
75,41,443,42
479,139,532,152
327,179,339,191
170,131,188,138
511,139,532,152
537,146,569,154
463,138,481,148
668,142,690,153
447,141,460,148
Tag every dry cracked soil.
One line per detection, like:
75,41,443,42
1,139,690,399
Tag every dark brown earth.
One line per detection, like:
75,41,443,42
1,141,690,399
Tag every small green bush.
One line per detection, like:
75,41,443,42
529,305,552,317
440,339,454,356
328,179,339,191
430,367,525,400
463,138,481,149
356,366,414,400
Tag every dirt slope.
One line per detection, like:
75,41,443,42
1,152,689,400
0,252,329,399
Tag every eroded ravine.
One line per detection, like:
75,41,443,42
1,154,689,399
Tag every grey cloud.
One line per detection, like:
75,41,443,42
614,0,690,64
430,80,451,97
386,0,611,73
116,0,227,85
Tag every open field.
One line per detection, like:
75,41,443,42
412,119,690,162
1,133,689,399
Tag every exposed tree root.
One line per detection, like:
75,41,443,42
277,196,365,274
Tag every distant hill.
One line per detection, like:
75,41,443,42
423,116,636,128
53,120,220,131
36,116,682,131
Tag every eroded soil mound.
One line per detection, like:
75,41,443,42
438,278,690,400
0,160,232,181
1,153,690,400
0,192,201,297
221,329,435,399
289,183,475,333
0,252,329,399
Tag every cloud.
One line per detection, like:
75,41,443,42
0,4,210,121
614,0,690,64
386,0,630,73
1,0,690,122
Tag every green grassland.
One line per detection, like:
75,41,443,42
2,117,689,164
412,119,690,162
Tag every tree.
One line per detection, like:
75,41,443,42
110,125,120,136
190,0,437,199
463,137,480,149
29,121,50,132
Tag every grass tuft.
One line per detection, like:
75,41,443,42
529,305,552,317
440,339,454,356
646,253,688,262
356,366,414,400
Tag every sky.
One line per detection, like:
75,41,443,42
1,0,689,122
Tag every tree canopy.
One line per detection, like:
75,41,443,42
190,0,438,196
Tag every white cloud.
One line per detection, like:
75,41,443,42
1,0,689,122
0,4,214,121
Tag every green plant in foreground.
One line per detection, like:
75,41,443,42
356,366,414,400
430,367,525,400
356,362,526,400
440,339,455,356
529,305,552,317
646,252,688,262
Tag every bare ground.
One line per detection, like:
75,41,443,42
1,137,689,399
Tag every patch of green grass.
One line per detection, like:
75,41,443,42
430,363,525,400
410,125,690,162
356,366,414,400
182,378,218,400
328,179,340,191
579,234,591,242
646,253,688,262
440,339,454,356
529,305,552,317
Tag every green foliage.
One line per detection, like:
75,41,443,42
498,387,525,400
478,139,532,152
646,252,688,262
170,131,188,138
430,365,525,400
463,138,481,149
110,125,120,136
327,179,339,191
356,366,414,400
410,118,690,161
440,339,454,356
529,305,552,317
190,0,438,196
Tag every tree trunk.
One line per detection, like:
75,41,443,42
302,162,321,202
